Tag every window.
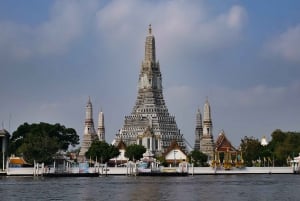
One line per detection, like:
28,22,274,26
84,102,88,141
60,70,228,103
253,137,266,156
155,139,158,150
147,138,150,149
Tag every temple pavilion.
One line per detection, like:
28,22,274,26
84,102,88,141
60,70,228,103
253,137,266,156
212,130,244,169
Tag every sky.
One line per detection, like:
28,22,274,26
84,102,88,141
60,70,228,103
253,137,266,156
1,0,300,149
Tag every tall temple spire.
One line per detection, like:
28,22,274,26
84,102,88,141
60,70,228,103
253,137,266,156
148,24,152,34
84,97,96,135
85,96,93,123
204,97,212,122
114,25,187,155
97,109,105,142
196,108,202,127
203,98,212,136
194,108,203,150
79,97,98,159
144,24,156,63
201,98,215,160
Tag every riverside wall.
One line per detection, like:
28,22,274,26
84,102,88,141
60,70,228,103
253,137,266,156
2,166,296,176
189,166,294,175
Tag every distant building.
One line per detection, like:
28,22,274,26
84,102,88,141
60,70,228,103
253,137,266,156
79,97,106,159
114,25,187,155
194,98,215,160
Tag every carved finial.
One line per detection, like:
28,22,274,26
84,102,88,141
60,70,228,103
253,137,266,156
148,24,152,35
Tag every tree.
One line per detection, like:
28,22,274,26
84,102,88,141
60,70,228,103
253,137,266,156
18,132,60,164
268,129,300,166
125,144,146,161
9,122,79,164
240,136,262,166
85,141,120,163
189,150,208,167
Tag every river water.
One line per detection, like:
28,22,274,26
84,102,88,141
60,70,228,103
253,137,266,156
0,174,299,201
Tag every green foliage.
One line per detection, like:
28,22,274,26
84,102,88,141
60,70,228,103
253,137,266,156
19,132,60,164
156,156,168,167
9,122,79,164
85,141,120,163
268,129,300,166
240,129,300,166
240,136,262,166
189,150,208,167
125,144,146,161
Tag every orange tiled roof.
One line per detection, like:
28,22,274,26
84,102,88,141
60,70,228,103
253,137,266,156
9,157,28,165
163,140,187,156
215,131,237,152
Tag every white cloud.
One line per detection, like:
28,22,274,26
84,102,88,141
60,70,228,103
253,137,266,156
226,5,247,29
0,1,98,61
0,0,247,64
35,1,86,55
265,24,300,63
95,1,247,60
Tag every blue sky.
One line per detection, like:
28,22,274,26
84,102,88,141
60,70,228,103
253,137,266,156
1,0,300,148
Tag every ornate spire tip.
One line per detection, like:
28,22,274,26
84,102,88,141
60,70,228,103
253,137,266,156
148,24,152,35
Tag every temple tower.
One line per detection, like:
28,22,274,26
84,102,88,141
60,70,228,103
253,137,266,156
97,110,105,142
194,108,203,150
200,98,215,159
114,25,187,155
79,97,98,157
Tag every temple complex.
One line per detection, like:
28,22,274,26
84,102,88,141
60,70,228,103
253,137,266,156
114,25,187,156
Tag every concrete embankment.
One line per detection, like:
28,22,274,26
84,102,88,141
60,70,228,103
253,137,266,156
2,166,296,176
189,166,294,175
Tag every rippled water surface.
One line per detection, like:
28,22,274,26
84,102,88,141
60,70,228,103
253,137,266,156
1,174,299,201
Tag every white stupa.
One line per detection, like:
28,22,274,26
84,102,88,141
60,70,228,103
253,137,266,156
261,136,268,146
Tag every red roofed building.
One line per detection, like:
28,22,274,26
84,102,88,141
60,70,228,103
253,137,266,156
212,130,243,169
